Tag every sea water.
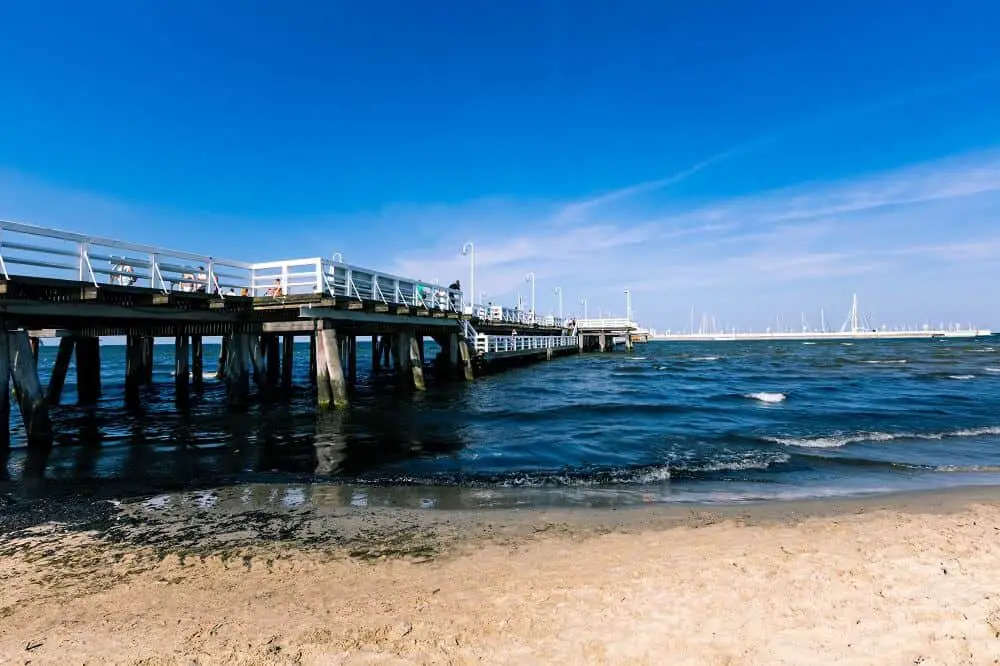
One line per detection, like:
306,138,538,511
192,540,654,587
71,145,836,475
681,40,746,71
2,337,1000,507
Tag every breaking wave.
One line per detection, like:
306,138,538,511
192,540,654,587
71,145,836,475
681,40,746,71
746,392,787,403
766,426,1000,449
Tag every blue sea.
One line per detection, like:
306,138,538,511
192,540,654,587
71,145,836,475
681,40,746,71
3,336,1000,507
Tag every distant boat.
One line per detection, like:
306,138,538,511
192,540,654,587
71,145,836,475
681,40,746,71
652,294,991,342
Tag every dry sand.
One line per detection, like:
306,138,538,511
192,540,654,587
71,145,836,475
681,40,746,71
2,488,1000,665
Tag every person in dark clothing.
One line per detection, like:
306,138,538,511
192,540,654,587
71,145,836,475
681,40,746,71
447,280,461,310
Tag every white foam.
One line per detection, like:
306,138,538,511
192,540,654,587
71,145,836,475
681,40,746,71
862,359,908,365
692,355,720,361
802,342,816,345
746,392,786,403
841,342,854,346
626,356,648,361
948,375,976,380
632,466,672,483
769,426,1000,449
935,464,1000,473
686,453,791,472
985,367,1000,373
970,347,996,353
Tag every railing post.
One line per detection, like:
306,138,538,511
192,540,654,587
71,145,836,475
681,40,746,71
281,263,289,296
149,253,157,290
78,242,86,281
207,259,215,295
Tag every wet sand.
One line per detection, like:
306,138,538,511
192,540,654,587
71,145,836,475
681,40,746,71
2,486,1000,664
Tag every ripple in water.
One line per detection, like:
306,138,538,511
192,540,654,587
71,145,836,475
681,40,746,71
3,336,1000,505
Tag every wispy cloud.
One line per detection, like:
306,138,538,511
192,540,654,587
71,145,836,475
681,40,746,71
385,148,1000,325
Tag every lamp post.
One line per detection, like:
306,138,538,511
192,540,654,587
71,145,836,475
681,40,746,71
332,252,343,263
581,297,588,320
461,242,475,309
525,272,536,322
554,286,563,320
625,288,632,323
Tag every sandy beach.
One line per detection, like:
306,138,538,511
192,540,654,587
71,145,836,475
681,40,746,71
2,487,1000,665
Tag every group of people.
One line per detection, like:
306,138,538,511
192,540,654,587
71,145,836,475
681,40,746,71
178,267,209,293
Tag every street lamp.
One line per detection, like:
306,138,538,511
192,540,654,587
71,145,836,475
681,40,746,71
461,242,475,309
525,272,536,322
554,286,563,320
581,297,588,320
332,252,343,263
625,288,632,323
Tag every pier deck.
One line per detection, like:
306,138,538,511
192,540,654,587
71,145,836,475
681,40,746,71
0,219,641,453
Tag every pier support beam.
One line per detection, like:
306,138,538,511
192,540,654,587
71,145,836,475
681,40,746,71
264,334,280,387
46,337,75,406
308,334,317,384
448,333,459,368
191,335,204,390
408,335,425,391
0,331,10,454
250,336,266,388
372,335,380,372
174,334,190,405
75,336,101,404
124,335,144,408
216,336,229,380
457,339,475,381
142,336,154,384
315,327,348,409
224,333,250,409
348,335,358,384
9,331,51,445
282,335,295,387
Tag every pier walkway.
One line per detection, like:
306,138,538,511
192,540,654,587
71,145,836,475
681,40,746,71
0,220,635,452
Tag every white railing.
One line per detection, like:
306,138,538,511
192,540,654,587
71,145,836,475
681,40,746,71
249,257,464,312
474,334,578,355
575,318,637,331
0,219,253,295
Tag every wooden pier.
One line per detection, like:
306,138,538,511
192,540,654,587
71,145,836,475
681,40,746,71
0,220,640,455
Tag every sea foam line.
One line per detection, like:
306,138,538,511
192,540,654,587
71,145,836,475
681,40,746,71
768,426,1000,449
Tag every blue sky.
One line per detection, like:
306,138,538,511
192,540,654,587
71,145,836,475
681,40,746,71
2,1,1000,330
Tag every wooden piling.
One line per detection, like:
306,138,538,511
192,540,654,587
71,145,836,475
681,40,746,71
457,339,475,381
372,335,380,372
225,333,250,409
316,327,348,409
29,336,40,361
75,336,101,403
191,335,204,390
348,335,357,383
0,330,10,453
250,336,266,387
125,335,144,408
174,334,190,405
282,335,295,387
265,334,280,387
308,334,317,384
9,331,51,444
408,335,426,391
314,330,332,407
216,335,229,380
46,337,76,406
142,336,154,384
448,333,459,368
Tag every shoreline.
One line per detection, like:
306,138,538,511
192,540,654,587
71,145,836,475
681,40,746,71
2,485,999,664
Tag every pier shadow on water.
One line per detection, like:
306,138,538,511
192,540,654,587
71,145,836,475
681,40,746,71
1,342,470,503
